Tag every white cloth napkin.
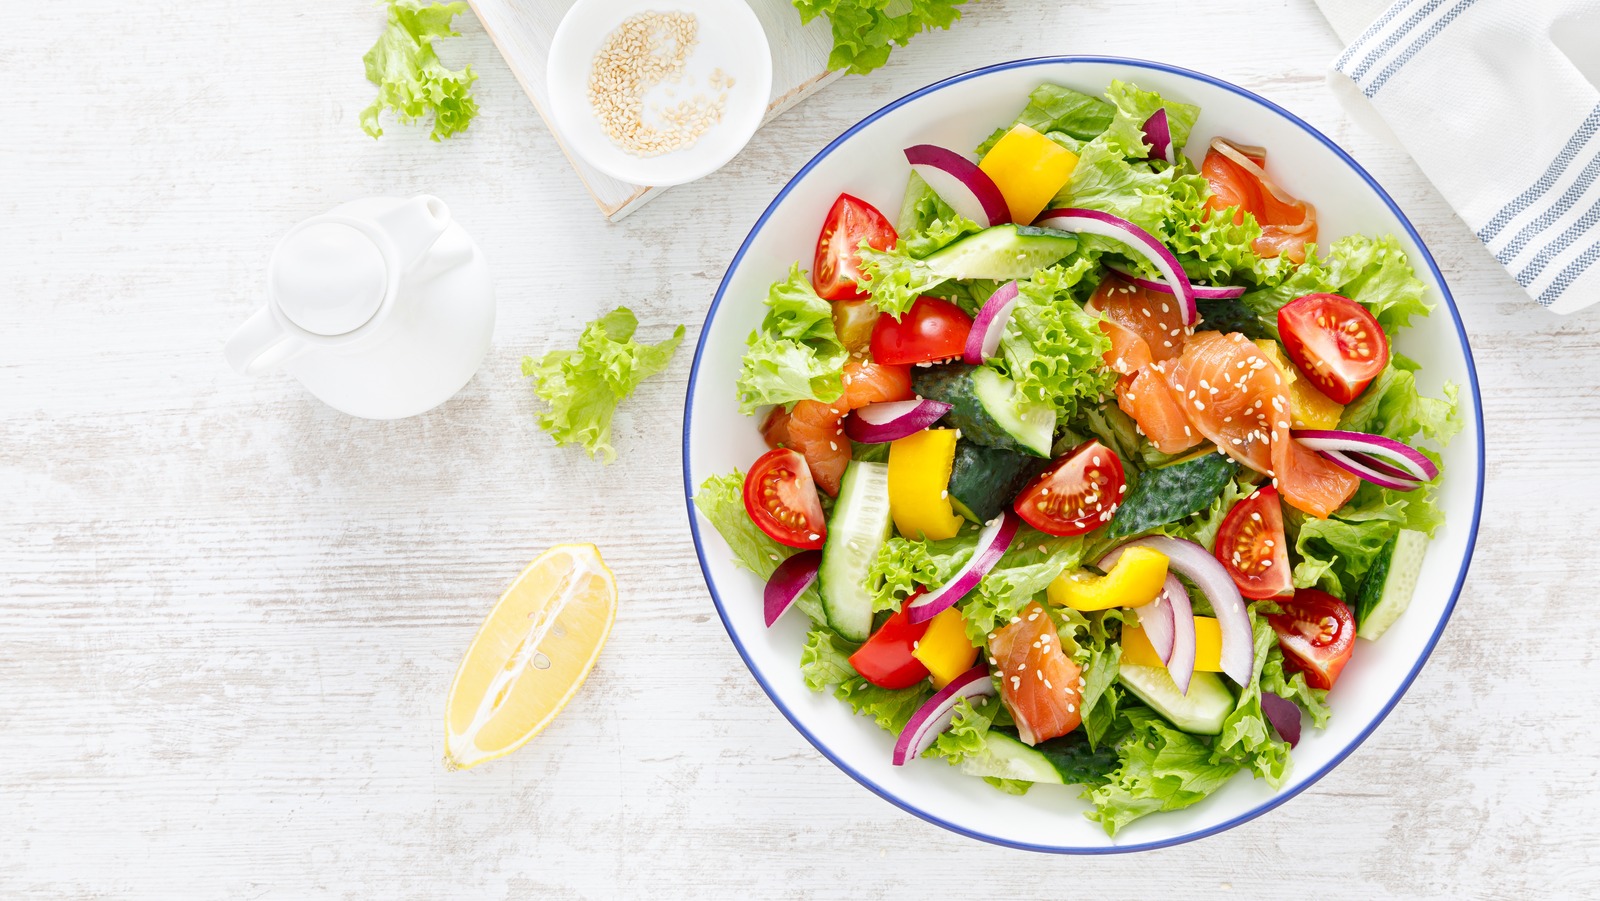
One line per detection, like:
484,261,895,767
1313,0,1600,312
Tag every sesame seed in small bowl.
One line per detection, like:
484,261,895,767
545,0,774,188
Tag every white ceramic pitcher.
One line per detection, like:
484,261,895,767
225,195,495,420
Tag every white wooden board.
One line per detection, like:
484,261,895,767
467,0,842,219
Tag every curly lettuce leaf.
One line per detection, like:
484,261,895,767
926,696,997,764
1262,645,1332,729
1211,613,1293,787
792,0,968,76
361,0,478,141
997,259,1114,420
736,265,848,413
855,216,980,318
1340,354,1462,445
695,472,825,620
976,83,1115,155
1241,234,1432,335
1103,80,1201,159
522,307,684,463
801,629,933,732
1082,707,1242,836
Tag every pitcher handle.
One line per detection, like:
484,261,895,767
225,307,306,377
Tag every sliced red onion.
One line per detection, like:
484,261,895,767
1320,450,1422,492
892,665,996,766
1034,208,1197,325
1105,262,1246,300
907,512,1020,625
1098,545,1197,694
1261,690,1302,747
842,399,951,444
1293,429,1439,481
1141,108,1175,165
1112,536,1252,686
904,144,1010,227
963,280,1020,364
1347,450,1421,482
764,550,820,627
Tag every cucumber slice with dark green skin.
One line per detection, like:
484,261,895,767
956,730,1118,785
1196,296,1276,340
1355,529,1427,640
947,442,1044,524
1107,450,1238,539
818,462,893,642
1118,665,1233,735
922,224,1079,281
912,364,1056,457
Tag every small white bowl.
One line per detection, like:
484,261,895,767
546,0,773,187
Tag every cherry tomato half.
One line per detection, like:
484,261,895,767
849,604,931,689
813,194,898,301
1277,293,1389,404
1013,440,1127,537
869,296,973,365
1214,485,1292,599
1266,588,1356,690
742,448,826,550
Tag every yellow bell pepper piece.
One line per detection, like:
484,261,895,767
911,607,978,688
1122,617,1225,671
978,124,1080,225
887,429,964,541
1255,339,1344,430
1047,547,1169,611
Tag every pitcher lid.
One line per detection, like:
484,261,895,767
270,222,387,336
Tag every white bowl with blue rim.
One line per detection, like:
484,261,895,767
682,57,1484,853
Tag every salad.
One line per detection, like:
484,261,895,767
695,79,1461,836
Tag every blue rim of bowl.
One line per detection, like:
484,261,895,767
680,55,1485,854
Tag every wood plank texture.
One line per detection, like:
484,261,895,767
465,0,841,219
3,0,1598,898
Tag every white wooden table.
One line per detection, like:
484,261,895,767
4,1,1594,897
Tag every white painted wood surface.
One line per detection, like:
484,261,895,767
2,1,1595,897
467,0,840,218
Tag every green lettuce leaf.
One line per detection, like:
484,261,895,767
976,83,1115,155
997,259,1115,420
361,0,478,141
1078,638,1122,749
522,307,684,463
1082,707,1242,836
1241,234,1432,335
1103,80,1200,159
1211,613,1293,787
695,472,825,620
855,215,982,318
792,0,968,75
800,627,934,732
736,265,848,414
927,696,997,764
1340,354,1462,445
1261,645,1332,729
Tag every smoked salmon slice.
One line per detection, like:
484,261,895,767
1116,364,1202,455
1091,275,1201,454
988,601,1084,746
1164,331,1358,518
1202,139,1317,265
767,358,914,497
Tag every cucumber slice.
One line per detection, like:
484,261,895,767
1118,665,1233,735
912,364,1056,457
818,462,893,642
922,224,1078,281
947,442,1043,524
958,732,1065,784
1355,529,1428,641
1107,451,1238,539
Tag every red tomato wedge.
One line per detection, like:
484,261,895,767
1267,588,1356,690
831,298,880,353
989,601,1083,746
813,194,898,301
742,449,827,550
1202,139,1317,264
1163,331,1359,518
869,296,973,365
1277,293,1389,404
1013,440,1127,536
1214,485,1292,599
778,359,913,496
849,605,931,689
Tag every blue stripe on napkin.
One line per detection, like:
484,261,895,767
1364,0,1483,96
1479,103,1600,244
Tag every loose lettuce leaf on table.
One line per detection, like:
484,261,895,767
523,307,684,463
735,265,848,414
361,0,478,141
792,0,969,75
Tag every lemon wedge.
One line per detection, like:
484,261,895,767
444,544,617,771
